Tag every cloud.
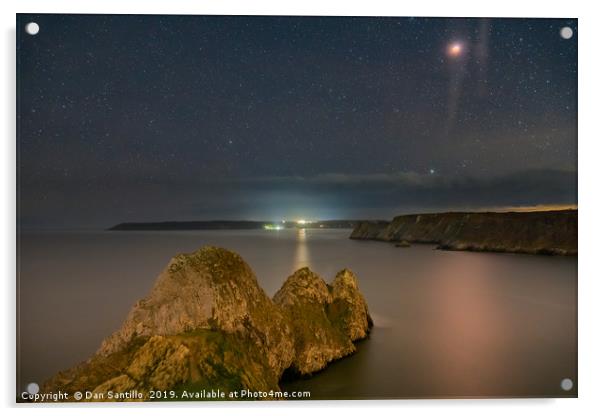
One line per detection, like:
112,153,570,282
18,168,577,228
202,168,576,202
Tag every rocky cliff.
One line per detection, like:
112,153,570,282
273,268,372,375
42,247,371,401
350,210,577,255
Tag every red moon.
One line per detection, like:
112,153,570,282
447,42,463,57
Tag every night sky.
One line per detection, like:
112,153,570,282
17,15,577,229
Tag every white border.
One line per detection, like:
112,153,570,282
3,1,601,415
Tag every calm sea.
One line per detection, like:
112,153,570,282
17,229,577,398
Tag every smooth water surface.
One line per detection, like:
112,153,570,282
17,229,577,398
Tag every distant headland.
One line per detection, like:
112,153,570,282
350,209,577,256
108,220,363,231
108,209,577,255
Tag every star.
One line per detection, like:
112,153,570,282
16,15,577,228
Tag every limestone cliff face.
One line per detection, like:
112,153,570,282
43,246,372,401
91,332,280,397
349,220,390,240
329,269,373,341
98,247,295,377
350,210,577,255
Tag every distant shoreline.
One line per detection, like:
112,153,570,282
108,220,364,231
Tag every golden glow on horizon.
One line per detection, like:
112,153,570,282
487,204,577,213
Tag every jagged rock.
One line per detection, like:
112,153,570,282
42,247,371,401
329,269,372,341
89,331,279,401
273,268,352,375
98,246,295,377
273,267,372,375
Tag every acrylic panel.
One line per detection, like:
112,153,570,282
16,14,577,402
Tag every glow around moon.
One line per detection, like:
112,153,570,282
25,22,40,35
447,42,464,57
560,27,573,40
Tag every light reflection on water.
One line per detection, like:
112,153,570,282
293,229,310,271
18,229,577,398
